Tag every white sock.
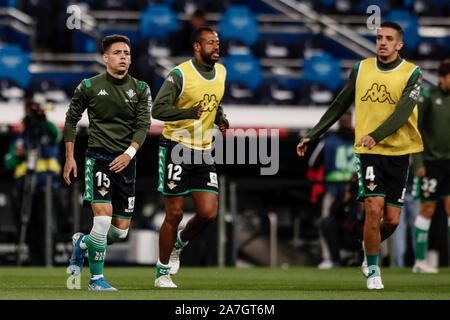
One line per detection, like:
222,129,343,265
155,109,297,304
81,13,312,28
91,274,104,280
415,215,431,231
107,224,129,245
157,258,170,268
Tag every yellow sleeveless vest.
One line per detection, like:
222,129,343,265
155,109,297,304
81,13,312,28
162,60,226,150
354,57,423,155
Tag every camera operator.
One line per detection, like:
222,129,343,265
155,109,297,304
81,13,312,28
3,94,63,265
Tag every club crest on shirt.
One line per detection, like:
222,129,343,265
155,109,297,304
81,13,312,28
126,89,136,98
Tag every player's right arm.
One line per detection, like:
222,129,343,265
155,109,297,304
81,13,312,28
297,63,358,156
63,80,89,185
151,70,203,121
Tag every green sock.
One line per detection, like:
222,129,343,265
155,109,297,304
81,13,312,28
174,230,188,250
156,260,170,278
414,227,429,260
85,232,107,276
366,253,380,278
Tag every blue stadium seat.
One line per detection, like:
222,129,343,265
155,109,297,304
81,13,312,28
302,53,342,92
0,0,16,7
0,46,30,88
222,82,255,105
26,78,67,103
136,0,165,10
289,37,327,59
223,53,262,91
90,0,133,10
253,38,289,59
254,82,296,105
411,0,447,16
416,40,448,60
219,6,259,46
205,0,243,13
220,39,251,58
0,79,23,101
385,10,420,50
140,4,180,39
356,0,391,13
136,38,171,58
295,82,334,106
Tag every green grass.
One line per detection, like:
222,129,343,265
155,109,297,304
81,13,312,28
0,266,449,300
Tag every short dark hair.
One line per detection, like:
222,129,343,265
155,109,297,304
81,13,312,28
101,34,131,53
380,21,403,39
438,59,450,77
191,27,215,47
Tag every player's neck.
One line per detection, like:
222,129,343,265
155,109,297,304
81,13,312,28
192,56,214,71
376,54,402,70
106,70,128,84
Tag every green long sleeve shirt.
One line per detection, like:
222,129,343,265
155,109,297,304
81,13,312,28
152,57,228,127
64,72,152,154
305,56,422,144
412,85,450,169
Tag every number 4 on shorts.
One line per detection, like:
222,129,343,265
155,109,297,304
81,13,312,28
365,166,375,181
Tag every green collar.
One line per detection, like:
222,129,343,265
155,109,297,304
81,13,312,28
376,55,403,71
106,71,129,85
192,57,215,80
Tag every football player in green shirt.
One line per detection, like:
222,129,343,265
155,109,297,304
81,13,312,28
63,34,151,291
412,59,450,274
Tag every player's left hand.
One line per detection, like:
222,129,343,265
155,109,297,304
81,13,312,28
109,154,131,173
357,135,376,149
219,121,228,132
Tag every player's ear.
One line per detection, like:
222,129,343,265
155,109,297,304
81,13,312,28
193,42,200,52
396,40,404,51
102,53,108,64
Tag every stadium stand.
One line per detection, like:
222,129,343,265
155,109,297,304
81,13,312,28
223,53,262,91
1,0,447,104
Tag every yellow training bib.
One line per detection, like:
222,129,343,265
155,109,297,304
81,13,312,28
354,57,423,155
162,60,226,150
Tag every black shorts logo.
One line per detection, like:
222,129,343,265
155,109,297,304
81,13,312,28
361,83,395,104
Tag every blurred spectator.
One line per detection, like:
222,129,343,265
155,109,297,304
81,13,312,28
169,7,207,56
393,169,420,267
3,95,64,265
306,109,356,268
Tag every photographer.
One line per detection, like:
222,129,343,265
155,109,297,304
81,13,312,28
3,95,63,265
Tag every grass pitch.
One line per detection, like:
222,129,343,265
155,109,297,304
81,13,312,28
0,266,449,300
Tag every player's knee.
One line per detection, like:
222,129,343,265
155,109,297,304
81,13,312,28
197,208,217,223
387,219,399,228
365,197,384,217
421,202,436,218
166,208,184,224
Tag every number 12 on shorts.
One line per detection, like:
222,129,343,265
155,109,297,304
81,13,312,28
167,163,182,181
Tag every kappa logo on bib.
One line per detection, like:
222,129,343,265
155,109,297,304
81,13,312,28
361,83,395,104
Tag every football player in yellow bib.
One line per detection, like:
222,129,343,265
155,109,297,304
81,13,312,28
297,22,423,289
152,27,229,288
